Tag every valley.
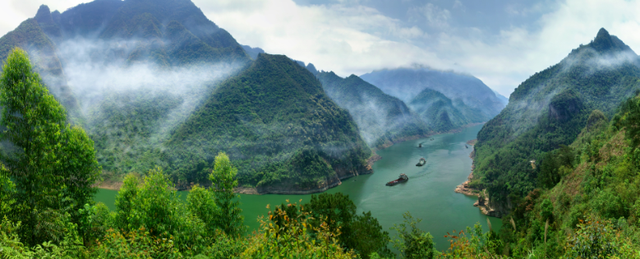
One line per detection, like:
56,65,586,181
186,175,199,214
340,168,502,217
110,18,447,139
1,0,640,257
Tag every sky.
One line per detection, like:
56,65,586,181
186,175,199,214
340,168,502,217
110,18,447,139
2,0,640,97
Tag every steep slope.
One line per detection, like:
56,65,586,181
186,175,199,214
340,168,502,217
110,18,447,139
316,71,430,148
164,54,372,193
472,28,640,215
492,98,640,257
408,88,469,132
360,67,505,123
0,8,79,119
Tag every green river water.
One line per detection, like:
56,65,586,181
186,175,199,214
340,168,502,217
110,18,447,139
94,124,502,251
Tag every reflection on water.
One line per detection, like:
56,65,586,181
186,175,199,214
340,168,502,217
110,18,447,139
95,124,501,251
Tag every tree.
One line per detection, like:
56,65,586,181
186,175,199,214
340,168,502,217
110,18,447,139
0,48,100,246
186,184,218,235
391,212,435,259
306,193,391,258
210,152,244,236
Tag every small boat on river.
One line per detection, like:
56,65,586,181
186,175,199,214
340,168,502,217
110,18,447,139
418,143,422,148
386,174,408,186
416,158,426,166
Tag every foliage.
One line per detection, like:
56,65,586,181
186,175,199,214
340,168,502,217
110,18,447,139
305,193,392,258
241,201,356,258
441,223,503,258
113,167,208,255
474,29,640,212
0,48,100,246
164,54,371,190
209,152,244,237
390,212,436,259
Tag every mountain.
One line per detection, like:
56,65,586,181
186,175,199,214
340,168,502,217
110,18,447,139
241,45,265,59
0,0,373,193
472,28,640,215
492,89,509,105
360,67,505,123
0,9,79,119
316,71,430,148
163,54,372,192
408,88,469,132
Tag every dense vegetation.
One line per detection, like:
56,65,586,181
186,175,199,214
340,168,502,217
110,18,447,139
473,28,640,214
163,54,372,191
316,71,430,148
476,92,640,258
408,88,469,132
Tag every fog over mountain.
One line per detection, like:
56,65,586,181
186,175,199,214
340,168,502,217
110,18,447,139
473,28,640,215
360,67,506,124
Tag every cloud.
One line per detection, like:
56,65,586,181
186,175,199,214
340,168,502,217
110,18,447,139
195,0,441,77
407,3,451,29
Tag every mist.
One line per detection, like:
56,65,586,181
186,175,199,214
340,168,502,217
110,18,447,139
38,37,242,141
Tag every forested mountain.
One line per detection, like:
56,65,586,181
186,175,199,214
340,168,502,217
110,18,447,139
0,0,371,193
408,88,470,132
360,67,505,123
472,28,640,215
316,71,430,148
164,54,371,192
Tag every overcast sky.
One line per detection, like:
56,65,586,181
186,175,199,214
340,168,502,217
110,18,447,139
2,0,640,96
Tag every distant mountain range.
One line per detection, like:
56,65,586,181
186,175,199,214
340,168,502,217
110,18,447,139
473,28,640,215
361,68,506,124
316,71,430,148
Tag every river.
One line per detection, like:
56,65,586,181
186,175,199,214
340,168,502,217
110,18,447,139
94,124,501,251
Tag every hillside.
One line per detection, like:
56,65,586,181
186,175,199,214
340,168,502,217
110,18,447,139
472,28,640,215
490,96,640,257
163,54,372,192
408,88,469,132
0,0,376,193
0,11,80,119
316,71,430,148
360,67,505,123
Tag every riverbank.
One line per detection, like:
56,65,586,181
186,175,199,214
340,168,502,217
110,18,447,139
454,139,498,217
96,122,486,194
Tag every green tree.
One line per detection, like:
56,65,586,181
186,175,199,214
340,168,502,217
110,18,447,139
186,184,219,235
391,212,435,259
114,167,207,254
210,152,244,236
306,193,391,258
0,48,100,246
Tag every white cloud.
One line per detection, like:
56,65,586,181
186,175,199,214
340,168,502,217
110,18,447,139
4,0,640,98
407,3,451,29
195,0,441,76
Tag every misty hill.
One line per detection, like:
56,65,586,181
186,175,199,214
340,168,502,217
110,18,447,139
162,54,371,192
472,28,640,215
492,90,509,105
316,71,430,148
0,13,79,119
408,88,469,132
242,45,265,59
360,68,505,123
0,0,376,193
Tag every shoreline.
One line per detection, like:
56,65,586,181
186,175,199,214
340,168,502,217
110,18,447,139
454,139,498,217
96,122,486,194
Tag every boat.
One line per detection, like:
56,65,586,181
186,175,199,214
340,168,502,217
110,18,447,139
416,157,426,166
465,144,468,149
386,174,408,186
418,143,422,148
